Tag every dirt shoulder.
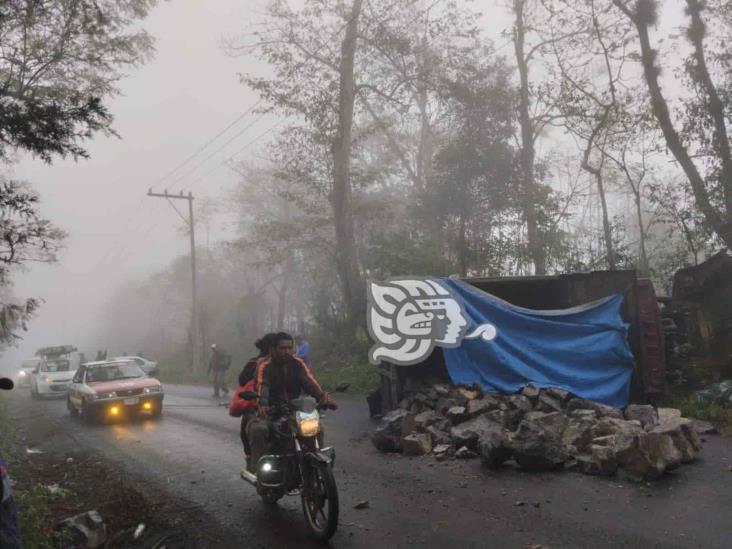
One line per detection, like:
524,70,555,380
1,392,239,548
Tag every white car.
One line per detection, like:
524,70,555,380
30,358,77,398
16,358,41,388
112,356,159,376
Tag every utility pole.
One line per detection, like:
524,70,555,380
147,189,199,373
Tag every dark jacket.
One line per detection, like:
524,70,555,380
255,356,324,410
238,356,261,387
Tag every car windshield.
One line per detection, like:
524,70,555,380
41,360,70,372
86,363,145,382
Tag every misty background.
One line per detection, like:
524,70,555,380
0,0,719,387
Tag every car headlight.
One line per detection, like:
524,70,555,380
100,392,117,399
296,410,320,437
19,371,26,377
42,376,52,384
143,386,161,394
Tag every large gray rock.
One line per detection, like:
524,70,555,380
567,398,623,419
624,404,659,429
414,410,440,431
401,413,417,439
520,385,541,402
690,419,717,435
450,415,501,451
447,406,466,424
508,394,533,413
372,409,409,452
510,413,569,471
657,408,682,424
466,395,501,417
479,425,513,468
433,383,451,397
536,393,563,413
650,418,702,463
562,417,597,455
435,397,457,416
426,426,451,446
590,417,643,439
402,433,432,456
546,387,571,402
577,439,619,476
614,432,682,480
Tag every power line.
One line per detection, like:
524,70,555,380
153,100,263,186
168,111,269,187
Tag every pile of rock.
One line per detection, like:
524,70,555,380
371,382,706,481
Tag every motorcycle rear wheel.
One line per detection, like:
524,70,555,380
301,462,338,542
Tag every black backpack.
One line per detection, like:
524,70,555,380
220,353,232,371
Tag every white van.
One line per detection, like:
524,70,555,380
17,358,41,388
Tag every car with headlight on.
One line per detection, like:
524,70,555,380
66,360,164,423
16,358,41,388
29,358,76,398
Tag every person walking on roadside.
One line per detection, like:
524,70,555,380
207,343,229,398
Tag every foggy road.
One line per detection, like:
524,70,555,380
11,385,732,549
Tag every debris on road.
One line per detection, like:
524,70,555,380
372,382,706,481
353,500,370,510
55,510,108,548
695,380,732,406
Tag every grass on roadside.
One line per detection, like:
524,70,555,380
313,358,380,395
664,394,732,435
0,394,58,548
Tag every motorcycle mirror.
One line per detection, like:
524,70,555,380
240,390,258,401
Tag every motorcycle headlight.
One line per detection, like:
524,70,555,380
19,371,26,377
143,386,161,394
296,410,320,437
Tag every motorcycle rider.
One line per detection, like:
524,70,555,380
246,332,337,473
238,333,277,471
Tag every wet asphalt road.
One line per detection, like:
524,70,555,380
10,385,732,549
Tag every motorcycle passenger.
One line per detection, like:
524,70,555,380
246,332,337,473
238,333,277,472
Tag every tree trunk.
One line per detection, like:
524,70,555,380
613,0,732,247
513,0,546,275
594,170,616,270
633,191,649,273
331,0,364,336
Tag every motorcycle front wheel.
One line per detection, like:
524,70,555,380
301,462,339,542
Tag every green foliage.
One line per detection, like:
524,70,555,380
666,395,732,434
313,356,380,395
0,0,158,161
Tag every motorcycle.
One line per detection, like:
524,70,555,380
239,392,339,542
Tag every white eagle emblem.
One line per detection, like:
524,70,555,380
367,278,497,366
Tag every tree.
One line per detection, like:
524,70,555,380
0,1,157,348
0,1,157,162
613,0,732,249
0,178,65,345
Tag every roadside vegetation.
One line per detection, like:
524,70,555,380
0,394,57,548
666,395,732,436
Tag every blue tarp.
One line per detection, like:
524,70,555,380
440,279,635,408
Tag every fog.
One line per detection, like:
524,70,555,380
0,0,692,376
1,0,272,372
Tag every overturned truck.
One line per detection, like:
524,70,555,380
376,270,666,413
